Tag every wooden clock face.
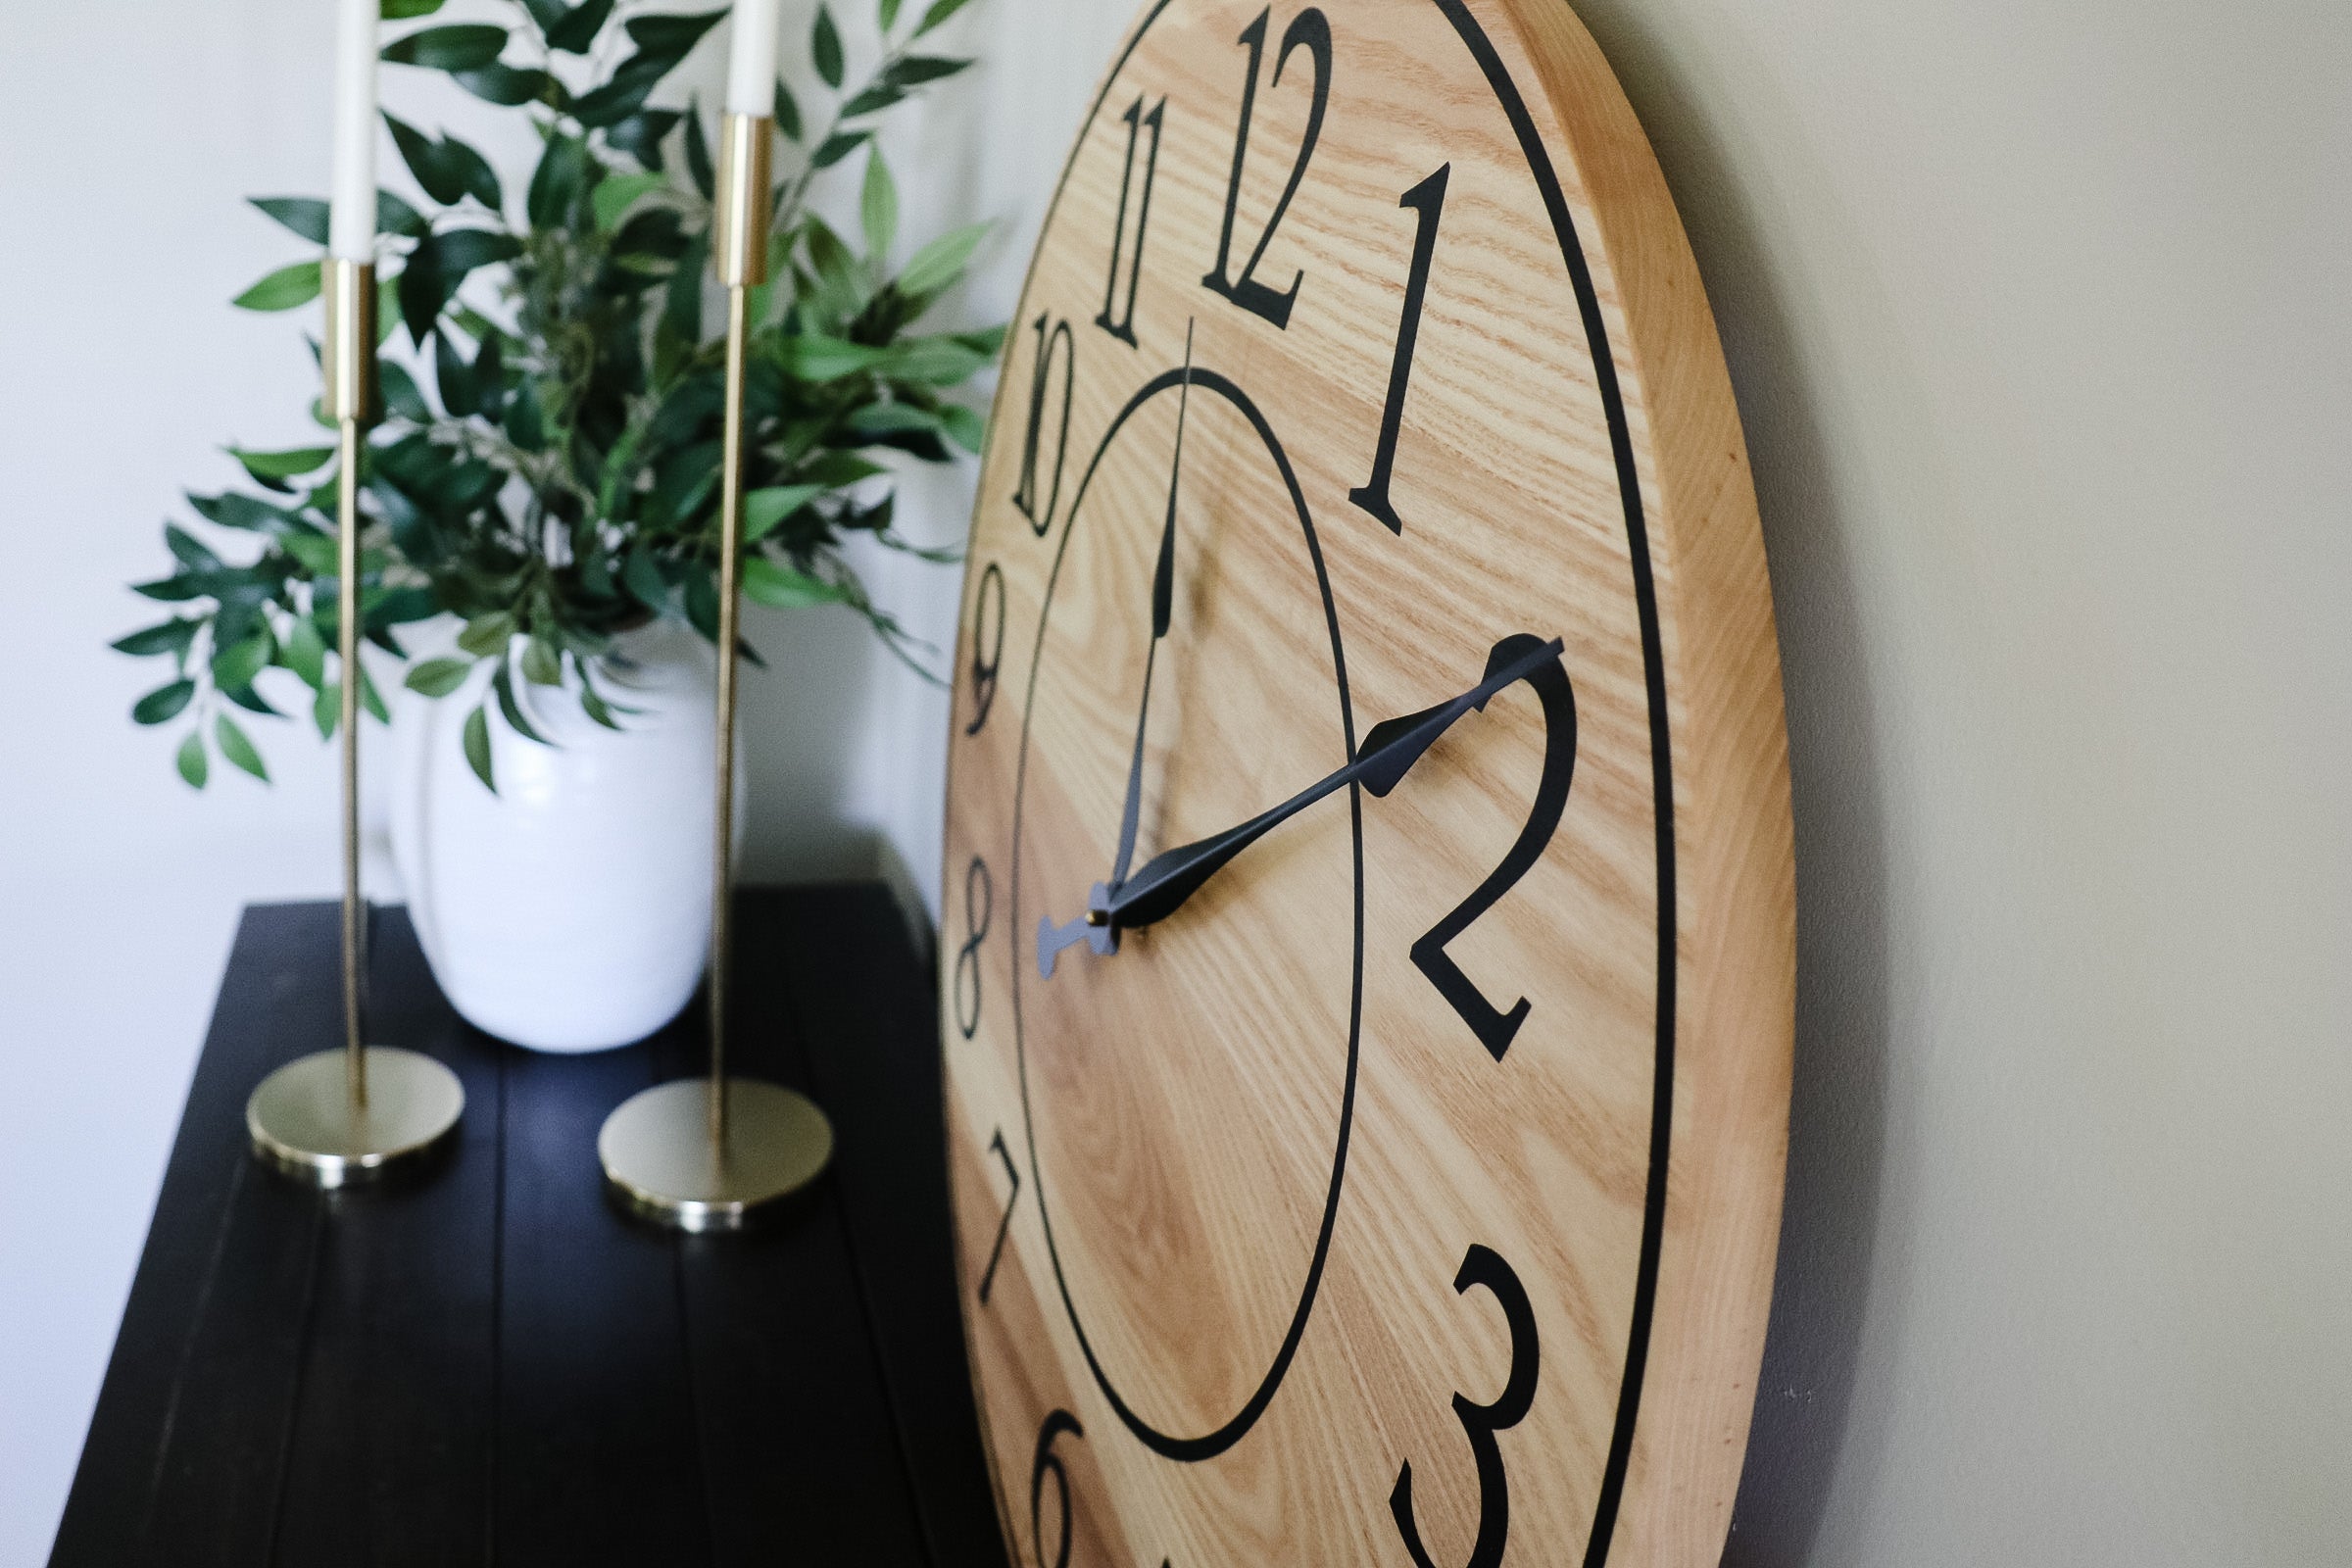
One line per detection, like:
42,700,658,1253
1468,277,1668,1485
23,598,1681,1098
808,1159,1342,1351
938,2,1794,1565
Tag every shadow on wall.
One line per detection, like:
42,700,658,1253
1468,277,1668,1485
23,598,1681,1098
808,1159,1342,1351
1565,7,1894,1562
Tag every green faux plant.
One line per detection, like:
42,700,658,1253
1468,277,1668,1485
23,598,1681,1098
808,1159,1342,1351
114,0,996,792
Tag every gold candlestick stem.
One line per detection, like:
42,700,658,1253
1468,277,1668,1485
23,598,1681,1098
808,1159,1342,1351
599,115,834,1232
247,258,464,1189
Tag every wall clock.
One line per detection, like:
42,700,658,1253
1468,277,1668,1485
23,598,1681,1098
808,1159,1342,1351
938,0,1793,1563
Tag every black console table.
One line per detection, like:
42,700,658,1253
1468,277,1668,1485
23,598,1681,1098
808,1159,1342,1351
52,887,1008,1568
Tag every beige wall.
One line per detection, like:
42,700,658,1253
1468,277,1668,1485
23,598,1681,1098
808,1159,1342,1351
931,0,2352,1561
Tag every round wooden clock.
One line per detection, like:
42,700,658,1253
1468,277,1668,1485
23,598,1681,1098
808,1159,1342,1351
937,1,1793,1563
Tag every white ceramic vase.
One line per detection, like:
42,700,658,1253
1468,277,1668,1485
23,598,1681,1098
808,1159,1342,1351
389,619,738,1053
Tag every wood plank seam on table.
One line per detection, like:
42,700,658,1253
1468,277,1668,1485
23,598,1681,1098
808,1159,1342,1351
270,908,503,1568
768,886,1009,1568
52,906,339,1568
495,1014,712,1567
667,892,933,1568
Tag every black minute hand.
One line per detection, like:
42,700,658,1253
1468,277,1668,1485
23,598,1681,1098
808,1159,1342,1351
1102,637,1567,933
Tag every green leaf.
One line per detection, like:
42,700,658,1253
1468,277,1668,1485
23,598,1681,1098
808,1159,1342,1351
579,681,620,730
187,490,301,533
251,196,329,244
134,679,197,725
914,0,974,35
435,329,477,416
381,0,448,18
777,334,888,381
458,612,517,657
405,656,473,697
812,129,866,169
377,270,402,345
235,261,322,313
896,219,988,298
744,483,826,542
314,680,339,738
165,523,223,572
444,133,504,211
361,663,391,724
861,147,898,263
213,630,274,693
546,0,615,52
811,4,844,86
380,24,509,71
463,704,496,790
880,0,904,29
890,53,971,85
520,636,564,686
216,714,270,781
283,531,341,576
284,615,328,688
231,445,335,483
606,108,680,169
881,334,991,384
378,359,432,423
773,79,803,141
455,64,554,106
176,729,210,789
624,9,726,57
845,402,940,442
842,81,907,119
593,171,666,232
385,113,465,206
683,104,715,201
517,0,566,29
436,227,522,277
938,402,987,455
623,547,670,612
743,558,849,609
378,189,428,236
527,135,592,228
112,619,200,660
492,663,548,744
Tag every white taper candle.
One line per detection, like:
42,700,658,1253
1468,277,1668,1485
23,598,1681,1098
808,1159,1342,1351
724,0,786,117
328,0,378,261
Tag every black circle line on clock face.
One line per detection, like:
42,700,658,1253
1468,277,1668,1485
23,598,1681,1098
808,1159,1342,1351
1035,322,1200,983
1418,5,1682,1561
973,0,1679,1551
1008,363,1366,1463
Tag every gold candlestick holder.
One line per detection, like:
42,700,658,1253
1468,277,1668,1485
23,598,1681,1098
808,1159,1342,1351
598,114,835,1232
246,258,466,1189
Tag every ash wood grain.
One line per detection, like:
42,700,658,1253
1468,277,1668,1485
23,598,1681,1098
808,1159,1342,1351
939,3,1793,1566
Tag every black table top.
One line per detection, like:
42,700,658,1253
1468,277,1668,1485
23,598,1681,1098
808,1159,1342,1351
51,887,1009,1568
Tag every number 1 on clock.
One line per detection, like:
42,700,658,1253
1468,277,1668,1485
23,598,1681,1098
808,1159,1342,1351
1351,164,1450,535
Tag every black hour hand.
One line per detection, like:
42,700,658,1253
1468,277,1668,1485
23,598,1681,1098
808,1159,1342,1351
1103,636,1566,933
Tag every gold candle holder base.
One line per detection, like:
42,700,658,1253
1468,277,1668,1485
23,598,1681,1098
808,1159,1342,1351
248,1047,465,1190
599,1077,834,1233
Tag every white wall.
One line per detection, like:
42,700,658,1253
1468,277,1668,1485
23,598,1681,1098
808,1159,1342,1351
1,0,2346,1563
